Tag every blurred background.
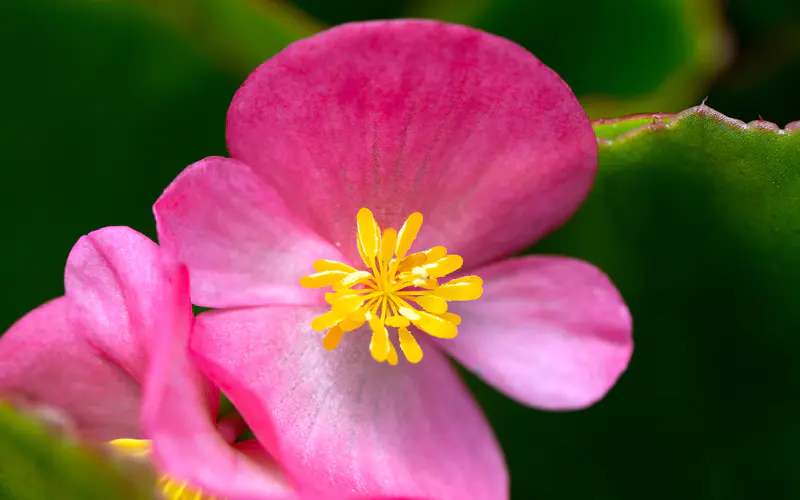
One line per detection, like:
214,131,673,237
2,0,799,498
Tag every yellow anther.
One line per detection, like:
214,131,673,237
413,311,458,339
396,252,427,273
386,340,399,366
413,277,439,289
385,315,410,327
423,246,447,263
380,228,397,268
311,310,347,331
323,326,344,350
398,306,421,322
108,438,150,458
325,290,358,304
300,270,348,288
395,212,423,258
339,314,366,332
423,255,463,278
387,257,401,278
368,314,391,362
448,275,483,286
333,270,373,291
433,277,483,301
330,294,368,314
300,208,482,365
439,312,462,325
357,208,380,259
411,267,428,279
347,308,366,325
398,327,423,363
413,295,448,314
314,260,357,273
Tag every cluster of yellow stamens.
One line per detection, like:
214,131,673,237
300,208,483,364
108,439,215,500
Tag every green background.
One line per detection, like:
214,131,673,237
2,0,799,498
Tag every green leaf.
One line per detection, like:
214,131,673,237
0,404,152,499
469,106,800,498
407,0,730,118
592,113,674,140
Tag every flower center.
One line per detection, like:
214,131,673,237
300,208,483,364
107,439,213,500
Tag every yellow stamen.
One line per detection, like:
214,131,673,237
325,289,359,304
323,326,344,350
368,312,391,362
107,439,214,500
433,277,483,301
380,228,397,271
330,293,369,313
396,252,427,273
423,255,463,278
333,270,373,291
423,246,447,262
300,208,483,364
395,212,423,258
314,259,357,273
311,309,348,331
385,315,410,327
299,270,348,288
356,208,380,259
397,305,421,322
339,310,366,331
439,312,462,325
386,340,399,366
398,327,423,363
413,311,458,339
108,438,150,458
412,295,448,315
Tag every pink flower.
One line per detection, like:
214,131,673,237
155,20,633,500
0,227,325,499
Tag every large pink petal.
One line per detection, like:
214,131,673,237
141,258,296,500
0,298,141,441
154,156,348,308
227,20,596,268
192,306,507,500
444,256,633,410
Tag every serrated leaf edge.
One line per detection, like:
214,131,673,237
594,104,800,146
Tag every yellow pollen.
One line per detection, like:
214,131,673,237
107,439,218,500
301,208,483,364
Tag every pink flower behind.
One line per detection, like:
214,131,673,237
0,296,141,441
0,227,352,500
156,20,634,500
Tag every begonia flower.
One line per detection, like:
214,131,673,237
155,20,633,500
0,227,346,500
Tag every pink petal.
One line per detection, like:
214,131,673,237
142,257,296,500
444,256,633,410
64,226,219,418
227,20,596,268
0,298,141,441
154,156,348,308
192,306,507,500
64,227,164,383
